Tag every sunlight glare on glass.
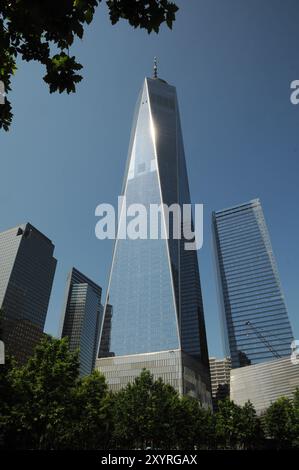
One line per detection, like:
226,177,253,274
150,119,156,143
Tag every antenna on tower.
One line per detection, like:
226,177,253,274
153,57,158,78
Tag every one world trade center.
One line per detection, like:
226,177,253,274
96,67,211,406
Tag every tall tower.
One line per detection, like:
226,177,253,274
61,267,103,376
96,73,211,405
0,223,57,362
212,199,294,368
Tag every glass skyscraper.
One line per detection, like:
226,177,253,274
0,223,57,362
96,75,211,405
61,267,103,376
212,199,294,368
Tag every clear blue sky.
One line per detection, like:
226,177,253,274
1,0,299,358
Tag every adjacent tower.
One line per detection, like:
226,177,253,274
96,73,211,405
212,199,294,368
0,223,57,362
61,267,103,376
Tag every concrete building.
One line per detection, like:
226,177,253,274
209,357,231,409
230,356,299,414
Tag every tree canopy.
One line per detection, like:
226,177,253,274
0,0,179,130
1,335,299,449
264,396,296,449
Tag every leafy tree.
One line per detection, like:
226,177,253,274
112,369,181,449
66,370,113,449
215,399,264,450
238,401,264,449
264,397,295,449
3,335,299,450
1,335,80,449
292,388,299,447
215,398,243,449
0,354,17,447
173,396,215,450
0,0,179,130
0,335,114,450
169,395,197,450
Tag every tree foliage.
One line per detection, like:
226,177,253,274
215,398,264,450
112,370,214,450
215,398,243,449
69,371,113,449
0,335,112,449
0,0,179,131
1,336,299,449
264,396,296,449
172,395,215,450
1,335,80,449
293,388,299,444
112,369,180,449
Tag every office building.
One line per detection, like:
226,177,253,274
212,199,294,368
61,267,103,376
96,71,211,405
0,223,56,362
209,357,231,409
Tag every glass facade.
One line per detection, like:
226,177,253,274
213,199,294,368
97,77,211,403
61,267,103,376
0,223,57,362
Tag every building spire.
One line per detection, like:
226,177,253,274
153,57,158,79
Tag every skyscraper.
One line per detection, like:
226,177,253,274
212,199,294,368
61,267,103,376
0,223,57,362
96,73,211,405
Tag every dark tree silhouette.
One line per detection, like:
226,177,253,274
0,0,178,130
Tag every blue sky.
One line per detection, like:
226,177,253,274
1,0,299,358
